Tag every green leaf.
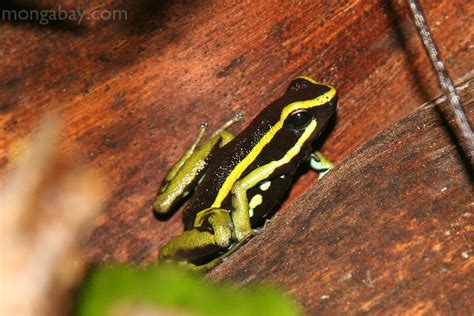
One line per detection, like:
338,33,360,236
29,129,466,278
75,264,300,316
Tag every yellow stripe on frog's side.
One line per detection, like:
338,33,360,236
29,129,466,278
210,83,336,208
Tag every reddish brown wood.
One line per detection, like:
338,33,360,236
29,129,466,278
209,80,474,314
0,1,472,265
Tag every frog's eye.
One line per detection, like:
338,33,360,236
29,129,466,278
288,109,312,129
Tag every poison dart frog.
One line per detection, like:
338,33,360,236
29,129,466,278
153,76,338,270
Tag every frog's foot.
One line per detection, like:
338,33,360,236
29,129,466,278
171,241,241,273
254,215,278,233
251,226,265,235
310,151,334,179
159,208,235,269
189,233,255,272
165,225,263,273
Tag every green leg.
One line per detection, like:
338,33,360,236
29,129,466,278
153,113,244,215
209,112,244,140
231,161,282,241
178,238,247,272
162,123,208,185
159,208,234,263
310,151,334,179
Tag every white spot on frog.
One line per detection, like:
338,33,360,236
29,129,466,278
249,194,263,210
259,180,271,191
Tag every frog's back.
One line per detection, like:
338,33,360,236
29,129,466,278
182,117,271,228
182,78,335,228
182,99,300,228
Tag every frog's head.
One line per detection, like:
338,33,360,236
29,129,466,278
279,76,338,145
235,76,337,161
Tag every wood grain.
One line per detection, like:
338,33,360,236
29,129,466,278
209,79,474,315
0,0,472,266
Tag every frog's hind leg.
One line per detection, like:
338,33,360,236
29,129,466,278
209,112,244,142
161,123,208,187
153,113,244,216
310,151,334,179
153,123,209,216
159,208,234,267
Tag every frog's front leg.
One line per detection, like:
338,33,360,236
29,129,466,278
310,151,334,179
153,113,243,216
231,163,287,240
159,208,234,266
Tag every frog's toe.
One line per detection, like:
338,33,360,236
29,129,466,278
234,112,245,122
252,227,264,235
215,225,233,248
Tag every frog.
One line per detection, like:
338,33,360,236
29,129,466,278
153,76,338,271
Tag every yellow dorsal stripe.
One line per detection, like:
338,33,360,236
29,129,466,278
211,86,336,208
211,119,282,208
240,120,317,187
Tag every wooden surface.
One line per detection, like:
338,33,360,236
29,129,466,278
0,0,472,266
210,79,474,314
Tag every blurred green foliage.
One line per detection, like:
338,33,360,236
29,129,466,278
75,264,300,316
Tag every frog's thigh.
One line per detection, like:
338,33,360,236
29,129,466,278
310,151,334,179
159,208,233,262
154,121,240,216
154,136,224,215
231,163,279,240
